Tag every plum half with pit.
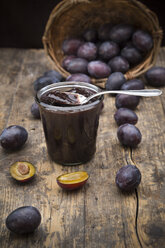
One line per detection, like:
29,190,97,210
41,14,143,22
6,206,41,234
117,123,142,147
0,125,28,150
57,171,89,190
116,164,141,192
10,161,36,182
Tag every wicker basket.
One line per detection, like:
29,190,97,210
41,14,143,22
42,0,163,88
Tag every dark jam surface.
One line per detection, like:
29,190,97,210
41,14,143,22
40,87,95,106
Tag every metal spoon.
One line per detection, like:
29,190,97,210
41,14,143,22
68,89,162,105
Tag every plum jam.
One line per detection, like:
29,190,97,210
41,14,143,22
40,87,95,106
36,82,103,165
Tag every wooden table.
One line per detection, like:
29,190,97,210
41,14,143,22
0,48,165,248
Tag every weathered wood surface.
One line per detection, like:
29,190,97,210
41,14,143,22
0,48,165,248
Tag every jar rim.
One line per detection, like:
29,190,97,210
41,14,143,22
36,81,103,111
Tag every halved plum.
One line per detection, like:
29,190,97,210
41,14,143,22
57,171,89,190
10,161,36,182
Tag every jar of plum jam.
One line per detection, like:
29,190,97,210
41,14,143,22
36,82,103,165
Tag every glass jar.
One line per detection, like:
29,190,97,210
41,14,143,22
36,82,103,165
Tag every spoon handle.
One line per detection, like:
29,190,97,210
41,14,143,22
85,89,162,103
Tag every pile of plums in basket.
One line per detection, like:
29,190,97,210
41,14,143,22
61,23,153,79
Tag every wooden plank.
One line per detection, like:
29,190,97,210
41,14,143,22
0,49,86,248
0,49,26,130
0,48,164,248
130,48,165,248
82,97,140,248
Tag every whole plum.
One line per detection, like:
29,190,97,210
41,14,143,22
77,42,97,61
105,72,126,90
109,24,134,44
132,30,153,53
114,108,138,126
121,79,144,90
66,73,91,83
62,55,76,70
88,60,111,79
145,66,165,87
98,41,120,61
83,28,97,42
98,23,112,41
0,125,28,150
62,38,83,55
117,123,142,147
33,76,60,92
116,164,141,191
108,56,130,73
117,123,142,148
115,94,140,110
31,102,40,119
44,70,63,81
65,58,88,74
121,44,142,65
6,206,41,234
